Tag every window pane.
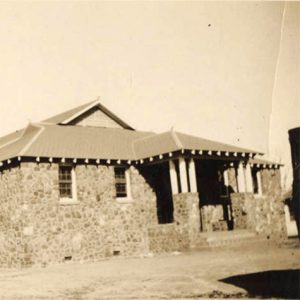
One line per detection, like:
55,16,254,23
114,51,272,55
116,183,126,192
114,168,125,179
114,167,127,197
59,166,72,198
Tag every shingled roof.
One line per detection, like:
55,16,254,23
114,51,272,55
0,100,262,164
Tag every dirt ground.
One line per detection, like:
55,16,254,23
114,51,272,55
0,241,299,299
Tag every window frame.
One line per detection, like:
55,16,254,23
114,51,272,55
114,166,132,202
58,164,78,205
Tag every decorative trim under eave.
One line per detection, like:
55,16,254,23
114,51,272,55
0,150,282,171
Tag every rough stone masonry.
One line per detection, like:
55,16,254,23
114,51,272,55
0,161,286,268
0,162,192,267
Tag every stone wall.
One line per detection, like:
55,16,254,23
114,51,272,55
0,162,159,267
231,169,286,240
173,193,200,249
231,193,254,230
0,160,286,268
260,168,281,195
148,224,181,253
0,162,203,267
0,167,25,267
201,205,228,232
147,193,201,252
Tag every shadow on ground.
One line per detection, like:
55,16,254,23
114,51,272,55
220,269,300,299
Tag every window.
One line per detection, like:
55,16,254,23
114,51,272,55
59,166,72,198
114,167,130,199
114,167,127,198
58,165,78,204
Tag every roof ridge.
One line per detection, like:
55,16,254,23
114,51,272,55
43,97,135,130
132,130,184,147
0,125,35,151
42,98,99,124
94,101,135,130
37,121,58,126
131,140,138,160
19,123,45,156
132,132,158,143
131,132,158,160
171,130,183,149
60,98,100,124
0,133,22,150
175,131,262,154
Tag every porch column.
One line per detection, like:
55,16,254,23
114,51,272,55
169,160,179,194
257,171,263,196
227,167,238,192
237,162,246,193
188,158,197,193
245,163,254,193
223,169,229,186
179,157,189,193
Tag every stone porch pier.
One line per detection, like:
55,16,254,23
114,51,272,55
173,193,200,249
169,157,201,248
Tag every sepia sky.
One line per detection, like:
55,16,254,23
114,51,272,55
0,1,299,188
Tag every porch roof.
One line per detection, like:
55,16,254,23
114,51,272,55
249,157,283,168
133,131,259,159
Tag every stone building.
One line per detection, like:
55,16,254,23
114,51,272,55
0,100,286,267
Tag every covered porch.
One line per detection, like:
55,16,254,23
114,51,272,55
135,131,283,252
168,154,257,232
139,151,259,233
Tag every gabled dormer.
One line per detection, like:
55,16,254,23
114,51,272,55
43,99,134,130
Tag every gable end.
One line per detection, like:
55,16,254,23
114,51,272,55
67,106,128,129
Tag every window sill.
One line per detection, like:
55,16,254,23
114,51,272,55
116,197,133,204
59,198,79,205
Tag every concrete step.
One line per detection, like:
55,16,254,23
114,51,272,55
195,229,265,249
281,237,300,248
192,239,209,249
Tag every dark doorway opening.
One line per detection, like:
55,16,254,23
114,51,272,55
139,162,174,224
195,160,234,231
251,168,259,194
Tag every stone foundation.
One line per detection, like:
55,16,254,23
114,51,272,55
148,224,181,253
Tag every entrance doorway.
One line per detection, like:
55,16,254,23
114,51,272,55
195,160,233,232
